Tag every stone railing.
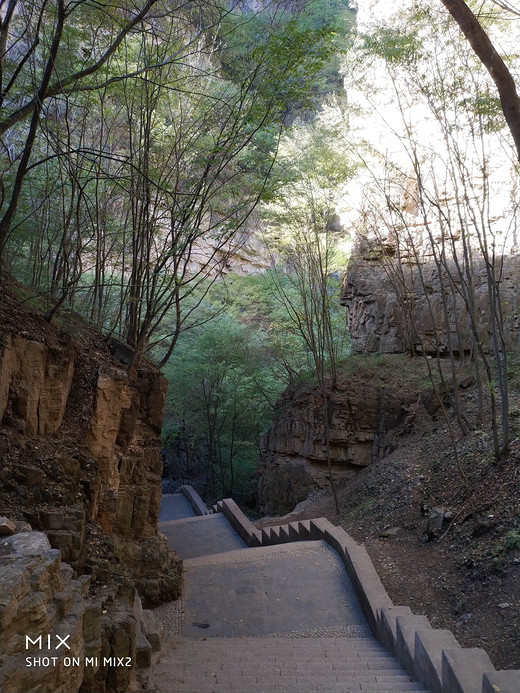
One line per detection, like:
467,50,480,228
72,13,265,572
212,497,520,693
180,484,212,516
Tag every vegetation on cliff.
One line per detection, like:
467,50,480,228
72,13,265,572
2,0,520,685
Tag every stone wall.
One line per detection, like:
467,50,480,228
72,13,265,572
341,253,520,355
0,293,182,692
211,501,520,693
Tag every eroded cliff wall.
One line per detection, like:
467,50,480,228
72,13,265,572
341,253,520,355
0,288,180,693
258,366,439,515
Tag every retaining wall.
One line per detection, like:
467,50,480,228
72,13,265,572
180,485,212,516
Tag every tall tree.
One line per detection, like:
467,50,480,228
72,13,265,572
439,0,520,161
264,109,353,512
0,0,345,374
0,0,167,260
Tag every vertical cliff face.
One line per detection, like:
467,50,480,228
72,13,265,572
0,333,75,435
0,288,181,692
258,368,438,516
83,364,178,604
0,288,181,587
341,254,520,355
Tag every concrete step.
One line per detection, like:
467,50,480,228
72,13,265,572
159,513,247,559
150,636,429,692
159,493,196,522
152,508,430,691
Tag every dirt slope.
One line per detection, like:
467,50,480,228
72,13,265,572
259,367,520,670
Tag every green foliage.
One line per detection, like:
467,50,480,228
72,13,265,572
3,0,357,364
3,0,357,503
217,0,355,113
504,530,520,550
460,91,506,133
161,266,350,500
361,27,422,65
163,312,282,500
219,270,350,379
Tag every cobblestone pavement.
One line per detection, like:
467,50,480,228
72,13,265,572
149,494,429,692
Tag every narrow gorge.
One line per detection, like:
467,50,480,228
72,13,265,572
2,0,520,691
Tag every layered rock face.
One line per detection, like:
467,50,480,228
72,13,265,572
84,365,177,604
258,378,430,515
0,530,162,693
0,292,181,692
341,254,520,355
0,325,180,605
0,333,75,435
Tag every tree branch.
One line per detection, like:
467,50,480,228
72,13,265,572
440,0,520,161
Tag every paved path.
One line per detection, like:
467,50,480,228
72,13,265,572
159,493,195,521
149,494,429,693
159,514,247,560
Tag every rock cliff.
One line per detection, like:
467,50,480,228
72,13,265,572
0,529,163,693
0,287,181,693
258,363,440,515
341,253,520,355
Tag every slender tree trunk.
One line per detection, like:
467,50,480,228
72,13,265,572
0,0,65,266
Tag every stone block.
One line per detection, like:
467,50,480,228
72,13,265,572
414,628,461,693
353,574,393,634
27,550,63,596
261,527,273,544
0,516,16,536
62,514,82,532
180,484,211,516
53,582,75,618
269,526,282,544
441,648,495,693
323,524,349,556
219,498,261,547
249,529,263,547
14,520,32,533
46,530,82,563
141,610,162,652
76,574,91,598
83,605,102,642
40,510,65,530
3,530,51,555
482,670,520,693
297,520,311,539
288,522,302,541
377,605,413,655
135,631,152,668
309,517,332,540
395,614,432,677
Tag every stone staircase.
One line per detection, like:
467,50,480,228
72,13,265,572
148,491,429,692
158,636,428,692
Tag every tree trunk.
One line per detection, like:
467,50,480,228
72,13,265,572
440,0,520,162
